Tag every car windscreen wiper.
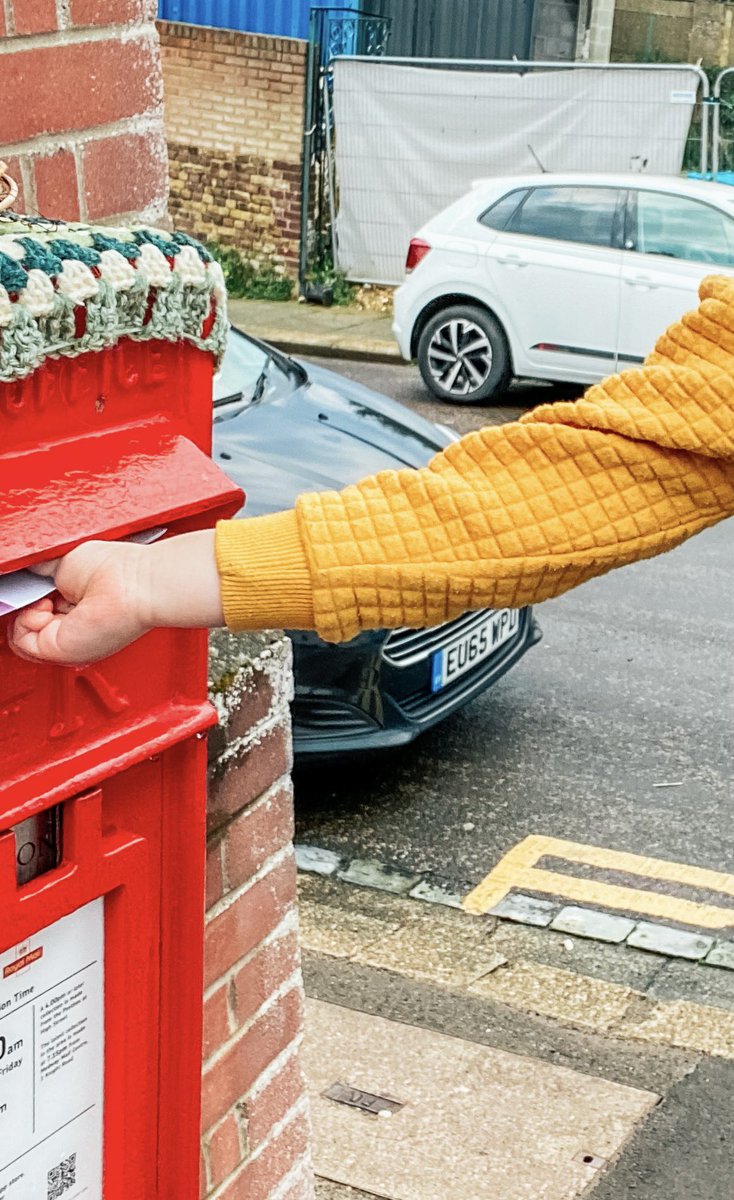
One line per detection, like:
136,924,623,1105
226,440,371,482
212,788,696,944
213,389,243,409
250,355,273,405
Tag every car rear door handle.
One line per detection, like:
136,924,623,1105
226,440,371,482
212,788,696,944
625,273,659,290
496,254,528,268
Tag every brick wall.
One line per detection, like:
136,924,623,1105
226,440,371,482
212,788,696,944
205,632,315,1200
0,0,168,223
158,22,307,275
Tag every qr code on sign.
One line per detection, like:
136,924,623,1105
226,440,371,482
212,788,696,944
47,1153,76,1200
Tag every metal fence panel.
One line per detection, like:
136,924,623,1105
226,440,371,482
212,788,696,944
331,58,709,284
372,0,535,60
713,68,734,178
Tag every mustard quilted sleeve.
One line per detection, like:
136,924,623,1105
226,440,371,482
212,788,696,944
216,276,734,640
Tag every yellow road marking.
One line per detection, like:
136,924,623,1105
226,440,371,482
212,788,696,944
463,836,734,930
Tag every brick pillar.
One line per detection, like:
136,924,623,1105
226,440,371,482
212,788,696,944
203,632,315,1200
0,0,168,223
586,0,617,61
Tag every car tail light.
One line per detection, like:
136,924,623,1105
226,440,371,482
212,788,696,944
405,238,431,273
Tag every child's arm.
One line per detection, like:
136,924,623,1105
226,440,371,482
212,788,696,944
9,277,734,667
10,532,223,665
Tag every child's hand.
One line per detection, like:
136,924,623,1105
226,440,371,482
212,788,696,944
9,541,154,666
8,530,224,666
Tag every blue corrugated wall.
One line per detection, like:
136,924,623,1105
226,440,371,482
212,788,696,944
158,0,360,40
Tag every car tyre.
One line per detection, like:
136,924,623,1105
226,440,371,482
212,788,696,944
417,304,511,404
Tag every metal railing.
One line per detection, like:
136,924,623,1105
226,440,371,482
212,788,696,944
310,6,390,65
299,6,391,292
712,68,734,178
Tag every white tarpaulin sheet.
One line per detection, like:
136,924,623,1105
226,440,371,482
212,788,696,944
333,60,698,283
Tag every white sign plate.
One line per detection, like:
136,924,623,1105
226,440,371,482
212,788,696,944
0,900,105,1200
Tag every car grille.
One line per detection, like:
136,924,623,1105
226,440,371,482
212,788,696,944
382,609,495,667
291,698,378,737
390,609,531,723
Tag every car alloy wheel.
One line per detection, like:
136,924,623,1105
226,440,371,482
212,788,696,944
417,303,511,404
427,317,493,397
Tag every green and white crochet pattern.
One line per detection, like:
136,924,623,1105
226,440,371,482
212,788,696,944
0,214,228,383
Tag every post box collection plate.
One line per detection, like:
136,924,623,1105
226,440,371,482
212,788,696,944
0,900,105,1200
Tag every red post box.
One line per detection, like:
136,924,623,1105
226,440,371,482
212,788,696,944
0,220,242,1200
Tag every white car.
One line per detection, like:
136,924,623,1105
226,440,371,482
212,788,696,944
393,172,734,403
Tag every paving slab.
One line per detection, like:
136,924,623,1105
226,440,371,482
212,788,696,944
705,940,734,970
353,906,506,988
296,844,342,876
297,875,418,960
409,877,463,909
551,906,636,944
469,960,638,1032
627,922,714,961
338,858,422,895
619,997,734,1058
303,998,658,1200
490,892,559,926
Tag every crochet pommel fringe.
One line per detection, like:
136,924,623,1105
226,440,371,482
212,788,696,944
0,216,228,382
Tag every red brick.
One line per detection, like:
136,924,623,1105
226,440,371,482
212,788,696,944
224,670,274,742
223,785,295,890
200,987,303,1131
208,723,291,832
33,150,80,221
200,1151,208,1200
206,837,225,911
206,1112,243,1188
204,852,296,988
0,157,25,214
70,0,150,22
202,984,231,1063
1,38,161,145
84,128,168,219
240,1051,306,1152
231,930,300,1029
12,0,57,33
218,1112,311,1200
0,7,5,35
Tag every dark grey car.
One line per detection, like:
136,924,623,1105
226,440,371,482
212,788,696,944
213,328,541,757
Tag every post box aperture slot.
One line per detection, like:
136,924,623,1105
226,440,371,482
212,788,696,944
11,806,62,885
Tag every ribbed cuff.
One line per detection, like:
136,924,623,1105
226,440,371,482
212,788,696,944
215,511,315,632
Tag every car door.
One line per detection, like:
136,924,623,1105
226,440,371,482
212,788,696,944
618,188,734,364
483,184,625,381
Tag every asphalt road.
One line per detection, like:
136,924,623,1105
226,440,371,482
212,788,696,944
295,357,734,886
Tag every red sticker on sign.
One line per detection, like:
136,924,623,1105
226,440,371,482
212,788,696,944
2,946,42,979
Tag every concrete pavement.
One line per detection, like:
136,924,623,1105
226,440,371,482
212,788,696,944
227,297,400,362
301,874,734,1199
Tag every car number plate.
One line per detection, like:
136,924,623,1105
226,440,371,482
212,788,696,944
431,609,519,692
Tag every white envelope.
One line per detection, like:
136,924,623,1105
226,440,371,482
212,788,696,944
0,528,167,616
